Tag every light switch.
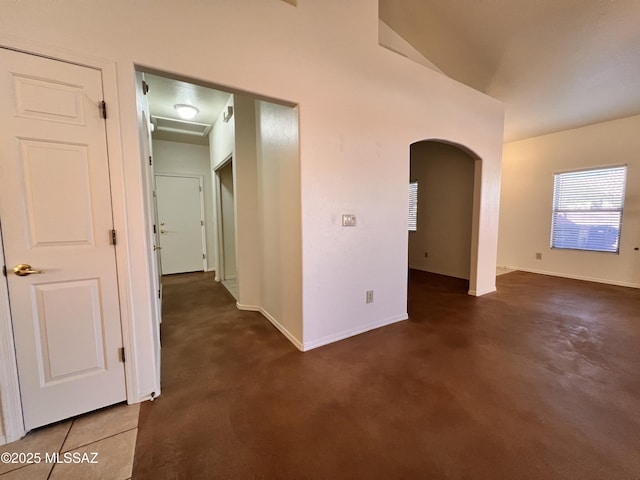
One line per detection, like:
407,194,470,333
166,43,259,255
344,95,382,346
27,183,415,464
342,214,357,227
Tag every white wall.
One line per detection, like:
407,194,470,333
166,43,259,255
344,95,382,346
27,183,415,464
256,101,303,345
152,139,215,270
409,142,475,280
498,114,640,288
233,96,261,307
0,0,504,403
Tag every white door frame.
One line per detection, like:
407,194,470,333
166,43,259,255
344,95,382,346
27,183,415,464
214,155,234,283
155,172,208,273
0,40,144,443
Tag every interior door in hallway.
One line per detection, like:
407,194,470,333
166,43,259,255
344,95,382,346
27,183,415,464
155,174,206,274
0,48,126,429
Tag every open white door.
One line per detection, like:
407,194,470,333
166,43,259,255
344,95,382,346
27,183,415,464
0,48,126,429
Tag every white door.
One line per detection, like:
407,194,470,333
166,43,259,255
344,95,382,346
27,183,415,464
155,174,206,274
0,48,126,429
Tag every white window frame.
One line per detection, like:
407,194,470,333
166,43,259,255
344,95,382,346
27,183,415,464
550,165,627,253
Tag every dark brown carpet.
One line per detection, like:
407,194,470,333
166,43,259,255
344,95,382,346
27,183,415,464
132,270,640,479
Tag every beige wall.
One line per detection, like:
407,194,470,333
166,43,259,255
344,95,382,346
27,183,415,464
0,0,503,363
233,96,261,308
256,101,303,343
498,114,640,287
409,142,475,280
152,140,215,270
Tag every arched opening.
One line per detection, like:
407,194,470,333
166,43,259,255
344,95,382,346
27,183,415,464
408,139,481,292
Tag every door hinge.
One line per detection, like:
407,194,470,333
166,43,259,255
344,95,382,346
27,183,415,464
199,186,202,192
153,224,157,234
142,80,149,95
111,229,117,245
2,265,6,277
201,220,204,226
99,100,107,119
203,253,206,259
119,347,125,363
158,289,161,299
149,156,152,166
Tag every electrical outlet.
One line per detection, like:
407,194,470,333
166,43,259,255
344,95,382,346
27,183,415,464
535,252,542,260
366,290,374,304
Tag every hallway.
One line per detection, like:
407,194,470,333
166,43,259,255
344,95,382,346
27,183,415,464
132,270,640,479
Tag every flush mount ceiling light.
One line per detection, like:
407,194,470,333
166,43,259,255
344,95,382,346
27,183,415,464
174,104,199,120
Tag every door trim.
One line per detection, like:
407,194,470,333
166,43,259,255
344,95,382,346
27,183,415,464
214,155,233,283
0,38,149,443
0,227,24,444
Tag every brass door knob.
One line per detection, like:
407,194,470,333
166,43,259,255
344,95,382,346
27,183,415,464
13,264,45,276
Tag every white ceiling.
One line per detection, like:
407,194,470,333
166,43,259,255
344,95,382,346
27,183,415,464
144,73,231,145
379,0,640,142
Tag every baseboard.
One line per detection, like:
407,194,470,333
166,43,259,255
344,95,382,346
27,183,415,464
504,265,640,289
408,265,469,280
302,313,408,352
236,303,304,351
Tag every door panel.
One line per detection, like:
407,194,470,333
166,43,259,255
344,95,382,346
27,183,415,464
0,48,126,429
21,140,94,246
34,279,105,382
156,175,205,275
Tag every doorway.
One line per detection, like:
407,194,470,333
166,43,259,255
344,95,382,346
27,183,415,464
215,158,237,296
408,140,479,288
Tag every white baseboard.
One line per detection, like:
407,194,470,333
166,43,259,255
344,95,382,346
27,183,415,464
302,313,408,352
408,265,469,280
503,265,640,289
236,303,304,351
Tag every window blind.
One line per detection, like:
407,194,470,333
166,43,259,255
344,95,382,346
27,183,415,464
551,166,626,253
408,181,418,232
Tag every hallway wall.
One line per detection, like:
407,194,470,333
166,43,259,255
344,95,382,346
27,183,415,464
256,101,302,344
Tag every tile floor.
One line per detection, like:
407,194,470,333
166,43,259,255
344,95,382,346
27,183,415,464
0,402,139,480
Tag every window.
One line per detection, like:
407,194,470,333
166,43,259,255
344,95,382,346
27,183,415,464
551,165,627,253
408,181,418,231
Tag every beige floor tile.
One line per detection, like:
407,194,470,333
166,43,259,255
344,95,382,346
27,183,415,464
0,421,71,475
50,428,137,480
0,461,53,480
62,403,139,452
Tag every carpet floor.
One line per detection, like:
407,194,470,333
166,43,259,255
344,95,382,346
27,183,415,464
132,270,640,479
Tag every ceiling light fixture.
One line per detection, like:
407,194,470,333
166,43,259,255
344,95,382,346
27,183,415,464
174,104,199,120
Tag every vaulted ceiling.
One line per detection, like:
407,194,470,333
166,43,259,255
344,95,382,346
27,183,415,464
379,0,640,142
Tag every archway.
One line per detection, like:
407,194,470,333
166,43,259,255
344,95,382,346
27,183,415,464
408,139,481,292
